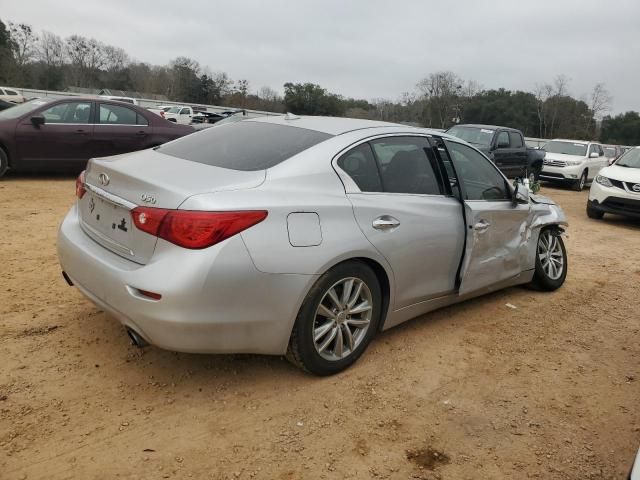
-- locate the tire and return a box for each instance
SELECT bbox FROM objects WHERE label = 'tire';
[572,170,587,191]
[530,228,568,291]
[287,261,382,376]
[586,203,604,219]
[0,147,8,178]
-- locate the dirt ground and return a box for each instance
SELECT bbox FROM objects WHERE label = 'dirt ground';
[1,175,639,480]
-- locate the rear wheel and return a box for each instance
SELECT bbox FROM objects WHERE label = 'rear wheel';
[586,203,604,219]
[530,228,567,291]
[287,261,381,376]
[0,147,8,178]
[572,170,587,191]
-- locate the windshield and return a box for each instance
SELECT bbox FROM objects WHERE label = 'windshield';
[158,121,332,171]
[446,126,494,147]
[167,107,181,113]
[615,148,640,168]
[543,141,587,156]
[0,98,53,120]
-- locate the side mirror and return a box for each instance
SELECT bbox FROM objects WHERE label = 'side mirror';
[30,115,45,128]
[589,152,600,158]
[513,179,530,205]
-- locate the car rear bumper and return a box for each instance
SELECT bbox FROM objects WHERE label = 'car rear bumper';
[57,204,315,355]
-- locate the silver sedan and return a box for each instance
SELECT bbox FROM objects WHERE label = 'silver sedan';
[57,116,568,375]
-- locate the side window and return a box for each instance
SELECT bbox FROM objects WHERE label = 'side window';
[99,104,138,125]
[496,131,510,148]
[597,145,604,156]
[136,113,149,126]
[444,140,511,201]
[588,144,596,156]
[180,108,191,115]
[6,89,18,96]
[509,132,523,148]
[41,102,92,124]
[337,143,382,193]
[370,137,443,195]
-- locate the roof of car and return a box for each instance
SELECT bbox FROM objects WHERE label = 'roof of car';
[248,115,417,136]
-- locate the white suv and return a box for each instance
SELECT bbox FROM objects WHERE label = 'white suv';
[587,146,640,220]
[540,139,608,191]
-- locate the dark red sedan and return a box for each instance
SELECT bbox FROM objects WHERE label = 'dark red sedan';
[0,97,194,177]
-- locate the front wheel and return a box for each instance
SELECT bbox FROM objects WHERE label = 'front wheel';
[530,228,567,291]
[287,261,382,376]
[572,171,587,191]
[586,203,604,219]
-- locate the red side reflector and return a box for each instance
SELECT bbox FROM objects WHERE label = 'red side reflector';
[76,170,86,199]
[131,208,268,250]
[137,289,162,300]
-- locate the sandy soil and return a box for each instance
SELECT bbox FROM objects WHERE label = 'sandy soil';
[1,175,639,480]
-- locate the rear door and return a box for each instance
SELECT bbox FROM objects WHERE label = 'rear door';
[92,103,152,157]
[14,100,94,170]
[337,135,465,309]
[440,140,531,295]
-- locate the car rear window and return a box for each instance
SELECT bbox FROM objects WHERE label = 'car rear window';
[158,121,333,171]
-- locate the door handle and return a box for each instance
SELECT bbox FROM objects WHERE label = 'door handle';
[136,131,148,136]
[372,216,400,230]
[473,219,491,233]
[75,129,88,134]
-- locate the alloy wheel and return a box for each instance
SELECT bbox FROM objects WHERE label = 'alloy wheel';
[538,230,565,280]
[313,277,373,361]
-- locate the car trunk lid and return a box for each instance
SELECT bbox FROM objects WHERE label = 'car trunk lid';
[78,149,265,264]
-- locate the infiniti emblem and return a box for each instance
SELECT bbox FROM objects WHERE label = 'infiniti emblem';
[98,173,110,186]
[632,183,640,193]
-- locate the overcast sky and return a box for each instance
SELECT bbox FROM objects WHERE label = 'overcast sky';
[3,0,640,113]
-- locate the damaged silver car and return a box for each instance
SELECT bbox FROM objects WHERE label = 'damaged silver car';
[57,116,568,375]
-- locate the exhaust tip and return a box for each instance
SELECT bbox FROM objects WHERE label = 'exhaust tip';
[126,328,149,348]
[62,271,74,286]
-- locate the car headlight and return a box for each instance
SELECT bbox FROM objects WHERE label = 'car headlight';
[595,175,612,187]
[565,160,583,166]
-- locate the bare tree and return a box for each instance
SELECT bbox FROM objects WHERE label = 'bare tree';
[416,71,464,128]
[103,45,129,72]
[583,83,612,138]
[37,31,65,67]
[8,22,36,67]
[548,74,570,138]
[534,83,553,138]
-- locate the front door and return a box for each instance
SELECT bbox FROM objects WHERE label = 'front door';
[14,100,94,170]
[440,140,531,295]
[337,136,465,309]
[92,103,152,158]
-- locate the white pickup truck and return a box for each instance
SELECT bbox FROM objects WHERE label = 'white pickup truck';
[163,106,195,124]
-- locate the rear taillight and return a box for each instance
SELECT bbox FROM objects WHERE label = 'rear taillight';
[76,170,86,199]
[131,207,267,249]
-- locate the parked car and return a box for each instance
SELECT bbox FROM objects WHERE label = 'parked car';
[525,137,548,149]
[539,139,608,190]
[0,97,194,177]
[190,111,225,124]
[587,146,640,220]
[602,144,624,165]
[445,124,545,182]
[57,116,568,375]
[0,86,26,104]
[163,105,195,124]
[147,105,173,118]
[99,95,139,105]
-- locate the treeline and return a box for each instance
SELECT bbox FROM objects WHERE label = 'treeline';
[0,18,638,144]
